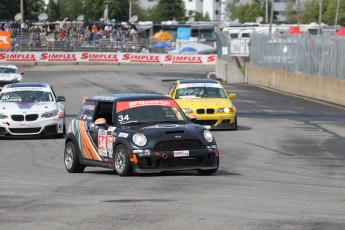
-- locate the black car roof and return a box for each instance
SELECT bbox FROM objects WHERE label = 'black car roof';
[88,93,171,102]
[5,82,50,88]
[179,79,219,84]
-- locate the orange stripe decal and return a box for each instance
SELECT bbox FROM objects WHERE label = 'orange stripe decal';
[79,121,96,160]
[128,149,138,163]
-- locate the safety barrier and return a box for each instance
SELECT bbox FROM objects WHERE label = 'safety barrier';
[0,52,216,65]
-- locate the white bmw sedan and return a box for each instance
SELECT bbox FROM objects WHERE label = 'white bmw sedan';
[0,65,24,88]
[0,82,66,137]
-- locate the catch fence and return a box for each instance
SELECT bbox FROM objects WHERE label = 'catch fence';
[249,34,345,79]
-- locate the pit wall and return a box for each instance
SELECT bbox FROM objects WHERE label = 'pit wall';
[215,58,246,84]
[248,65,345,107]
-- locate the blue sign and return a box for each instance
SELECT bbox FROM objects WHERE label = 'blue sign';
[177,27,191,40]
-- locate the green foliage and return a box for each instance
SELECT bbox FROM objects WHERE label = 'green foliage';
[0,0,18,20]
[285,0,297,23]
[148,0,186,22]
[46,0,61,21]
[300,0,322,24]
[323,0,345,26]
[230,0,263,23]
[24,0,46,20]
[187,11,210,21]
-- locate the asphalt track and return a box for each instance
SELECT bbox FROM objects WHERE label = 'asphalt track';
[0,64,345,230]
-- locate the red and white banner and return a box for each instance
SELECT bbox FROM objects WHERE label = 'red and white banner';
[0,52,216,65]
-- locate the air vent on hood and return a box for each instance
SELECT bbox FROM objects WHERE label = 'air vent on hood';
[165,130,185,135]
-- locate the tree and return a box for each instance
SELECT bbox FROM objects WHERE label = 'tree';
[24,0,46,21]
[300,0,321,24]
[323,0,345,26]
[148,0,186,22]
[46,0,61,21]
[285,0,297,23]
[229,0,263,23]
[0,0,18,20]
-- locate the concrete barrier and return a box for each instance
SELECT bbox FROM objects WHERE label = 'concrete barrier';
[215,58,245,84]
[248,65,345,107]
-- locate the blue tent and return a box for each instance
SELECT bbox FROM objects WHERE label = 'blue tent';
[153,42,171,49]
[179,47,197,53]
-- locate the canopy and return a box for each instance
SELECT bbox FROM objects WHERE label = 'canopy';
[152,42,171,49]
[168,42,215,54]
[153,31,174,41]
[336,28,345,36]
[286,26,302,35]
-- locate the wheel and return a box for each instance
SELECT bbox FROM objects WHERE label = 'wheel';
[232,116,238,130]
[57,118,66,138]
[64,141,85,173]
[114,144,133,176]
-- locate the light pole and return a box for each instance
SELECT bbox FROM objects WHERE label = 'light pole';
[20,0,24,30]
[318,0,323,35]
[335,0,340,34]
[265,0,268,23]
[129,0,132,21]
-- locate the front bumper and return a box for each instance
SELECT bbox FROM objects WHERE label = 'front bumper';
[0,118,64,136]
[192,113,237,129]
[130,147,219,174]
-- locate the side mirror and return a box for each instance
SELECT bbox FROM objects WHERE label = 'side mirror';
[228,93,236,100]
[20,70,25,75]
[56,96,66,102]
[95,118,107,126]
[187,113,197,123]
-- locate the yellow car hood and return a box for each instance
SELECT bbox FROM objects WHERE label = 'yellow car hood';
[176,98,234,109]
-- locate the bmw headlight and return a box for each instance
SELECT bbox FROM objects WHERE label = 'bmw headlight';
[132,133,147,146]
[0,114,8,119]
[204,130,213,143]
[182,108,193,114]
[219,108,231,113]
[42,110,58,118]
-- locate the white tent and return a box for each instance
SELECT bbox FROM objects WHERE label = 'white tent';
[168,41,215,54]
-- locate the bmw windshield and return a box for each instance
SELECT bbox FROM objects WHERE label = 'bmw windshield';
[0,90,54,103]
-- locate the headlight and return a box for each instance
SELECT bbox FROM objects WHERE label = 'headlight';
[204,130,213,143]
[41,110,58,118]
[132,133,147,146]
[219,108,233,113]
[0,114,8,119]
[182,108,193,113]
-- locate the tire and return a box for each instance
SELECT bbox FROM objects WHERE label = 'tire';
[232,116,238,130]
[114,144,133,176]
[57,119,66,138]
[64,141,85,173]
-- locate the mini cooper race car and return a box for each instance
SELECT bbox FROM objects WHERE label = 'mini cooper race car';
[0,83,66,137]
[166,79,237,130]
[0,65,24,89]
[64,94,219,176]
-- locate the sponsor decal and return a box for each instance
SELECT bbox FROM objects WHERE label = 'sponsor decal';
[206,55,216,63]
[40,53,77,62]
[0,31,11,49]
[173,150,189,157]
[164,55,202,64]
[107,126,116,132]
[106,134,113,157]
[122,53,160,63]
[118,132,129,138]
[177,83,222,89]
[81,53,119,62]
[0,53,36,62]
[116,100,180,112]
[133,150,143,153]
[98,129,108,156]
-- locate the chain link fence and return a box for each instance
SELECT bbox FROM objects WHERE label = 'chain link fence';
[250,34,345,80]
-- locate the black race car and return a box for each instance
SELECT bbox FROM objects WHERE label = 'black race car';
[64,94,219,176]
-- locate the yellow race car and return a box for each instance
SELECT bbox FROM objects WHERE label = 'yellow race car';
[166,79,237,130]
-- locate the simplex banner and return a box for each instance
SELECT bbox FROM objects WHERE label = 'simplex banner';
[0,52,216,65]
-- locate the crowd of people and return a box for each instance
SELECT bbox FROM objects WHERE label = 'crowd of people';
[0,20,146,52]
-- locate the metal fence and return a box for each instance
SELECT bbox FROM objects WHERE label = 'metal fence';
[250,34,345,79]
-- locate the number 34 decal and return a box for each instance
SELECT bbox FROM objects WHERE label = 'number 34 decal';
[118,114,129,122]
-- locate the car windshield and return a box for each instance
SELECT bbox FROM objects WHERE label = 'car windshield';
[176,86,227,99]
[0,67,18,74]
[117,105,187,126]
[0,91,54,103]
